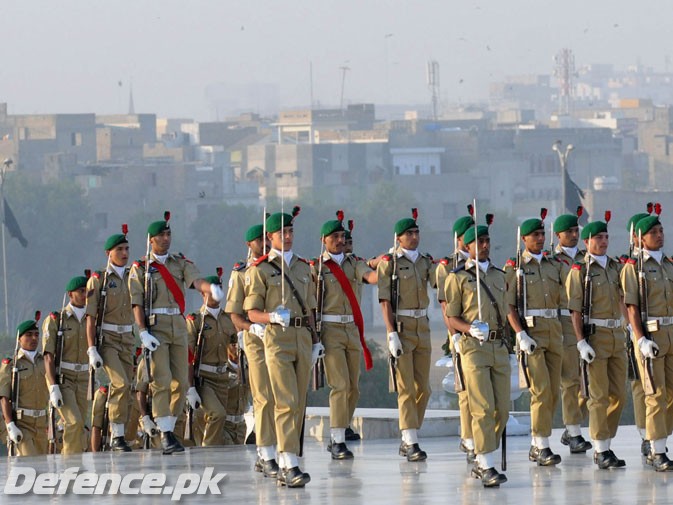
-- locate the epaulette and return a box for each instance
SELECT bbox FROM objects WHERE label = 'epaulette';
[618,254,629,264]
[422,252,433,261]
[177,252,194,264]
[542,250,550,257]
[571,262,582,271]
[186,313,197,321]
[133,258,146,268]
[493,266,505,273]
[92,270,101,279]
[308,258,317,267]
[2,357,11,365]
[297,257,309,264]
[450,265,466,274]
[381,254,392,262]
[627,258,637,265]
[557,257,569,266]
[252,254,269,267]
[505,257,516,267]
[50,311,59,320]
[98,385,108,394]
[232,261,246,272]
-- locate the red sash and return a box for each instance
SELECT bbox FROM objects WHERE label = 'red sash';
[323,259,373,371]
[151,261,186,314]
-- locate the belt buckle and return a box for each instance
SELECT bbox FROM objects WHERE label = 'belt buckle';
[116,325,124,332]
[340,315,349,323]
[294,317,303,327]
[544,309,554,318]
[488,330,497,341]
[216,365,226,374]
[413,309,422,318]
[607,320,617,329]
[74,364,84,372]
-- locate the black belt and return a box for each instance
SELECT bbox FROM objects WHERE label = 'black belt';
[272,316,311,328]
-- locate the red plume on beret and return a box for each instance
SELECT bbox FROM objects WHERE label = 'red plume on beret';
[540,208,548,221]
[336,209,344,222]
[411,208,418,220]
[486,213,494,226]
[84,269,91,279]
[164,210,171,222]
[121,223,128,235]
[467,204,474,217]
[576,206,584,218]
[34,310,41,322]
[647,202,654,214]
[292,206,301,218]
[604,210,612,223]
[216,266,223,279]
[655,203,662,216]
[348,219,354,232]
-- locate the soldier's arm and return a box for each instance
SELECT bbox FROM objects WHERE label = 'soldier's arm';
[377,257,396,332]
[230,313,250,332]
[225,270,250,331]
[445,273,470,333]
[42,317,58,386]
[85,275,101,348]
[1,397,12,425]
[621,263,644,337]
[244,266,271,324]
[507,305,525,333]
[566,267,585,343]
[129,263,149,328]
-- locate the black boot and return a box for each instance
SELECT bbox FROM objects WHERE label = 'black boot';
[254,457,279,477]
[480,467,508,487]
[330,442,354,460]
[594,450,626,469]
[641,439,650,457]
[110,436,132,452]
[528,445,539,462]
[278,467,310,487]
[161,431,184,455]
[560,429,592,453]
[345,427,361,441]
[652,453,673,472]
[537,447,562,466]
[399,442,427,462]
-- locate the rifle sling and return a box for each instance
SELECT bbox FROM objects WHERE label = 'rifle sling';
[267,261,310,319]
[464,267,505,331]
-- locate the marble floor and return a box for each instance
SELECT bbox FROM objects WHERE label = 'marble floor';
[0,426,669,504]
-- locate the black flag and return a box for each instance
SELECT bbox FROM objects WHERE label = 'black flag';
[3,198,27,247]
[565,171,587,223]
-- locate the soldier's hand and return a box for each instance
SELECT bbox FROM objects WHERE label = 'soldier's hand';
[49,384,63,408]
[249,323,266,339]
[187,386,201,409]
[140,330,160,351]
[311,342,325,368]
[516,331,536,355]
[451,333,462,354]
[210,283,224,302]
[387,331,403,357]
[7,421,23,444]
[638,336,659,359]
[469,321,488,343]
[87,346,104,368]
[577,339,596,363]
[269,309,290,328]
[141,415,159,437]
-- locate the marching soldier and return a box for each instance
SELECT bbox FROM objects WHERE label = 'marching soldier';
[314,213,377,460]
[0,316,49,456]
[223,340,249,445]
[129,213,224,454]
[377,210,437,461]
[85,228,135,451]
[567,218,627,468]
[446,222,509,487]
[436,214,475,462]
[187,272,240,447]
[225,224,279,475]
[43,276,90,455]
[243,209,323,488]
[621,213,673,471]
[552,213,591,453]
[505,215,567,466]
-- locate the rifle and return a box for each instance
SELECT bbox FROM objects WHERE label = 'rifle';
[48,293,68,454]
[389,229,400,394]
[625,220,639,381]
[89,253,114,401]
[143,215,164,383]
[100,386,111,451]
[186,308,209,443]
[579,246,596,399]
[515,225,532,389]
[452,227,466,394]
[312,229,328,391]
[637,229,657,396]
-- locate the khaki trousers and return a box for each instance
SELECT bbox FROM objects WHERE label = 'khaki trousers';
[528,319,563,438]
[560,329,588,426]
[396,316,432,431]
[101,337,134,425]
[323,321,361,428]
[244,329,276,448]
[198,375,230,446]
[149,314,188,419]
[14,416,48,456]
[449,337,473,440]
[58,370,89,454]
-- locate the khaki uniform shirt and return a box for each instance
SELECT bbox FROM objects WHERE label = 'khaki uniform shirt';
[0,349,48,410]
[243,251,317,317]
[187,307,238,369]
[377,248,437,309]
[42,304,88,366]
[436,250,469,303]
[445,260,508,328]
[224,262,248,316]
[621,253,673,317]
[85,266,134,344]
[313,251,373,314]
[504,250,567,310]
[567,255,623,320]
[554,246,585,335]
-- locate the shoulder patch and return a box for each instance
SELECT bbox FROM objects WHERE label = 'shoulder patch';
[627,258,637,265]
[382,254,392,262]
[2,357,11,365]
[186,313,197,321]
[439,257,450,266]
[92,271,101,279]
[505,258,516,267]
[252,254,269,267]
[571,262,582,271]
[233,261,246,272]
[135,347,143,358]
[50,311,59,320]
[98,385,108,394]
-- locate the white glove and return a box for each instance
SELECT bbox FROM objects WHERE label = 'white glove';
[187,386,201,409]
[451,333,462,354]
[87,346,104,368]
[269,310,289,328]
[6,421,22,444]
[469,322,487,343]
[49,384,63,409]
[237,330,245,352]
[210,283,224,302]
[638,336,659,360]
[387,331,403,357]
[577,339,596,363]
[311,342,325,368]
[516,331,537,355]
[249,323,266,339]
[141,415,159,437]
[140,330,160,351]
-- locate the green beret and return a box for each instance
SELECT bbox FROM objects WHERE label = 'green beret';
[635,215,661,236]
[553,214,579,233]
[265,213,293,234]
[520,218,544,236]
[580,221,608,240]
[627,213,650,232]
[320,220,345,237]
[16,320,38,337]
[394,218,418,236]
[463,225,489,245]
[203,275,221,285]
[104,233,128,251]
[452,216,474,238]
[245,224,264,242]
[65,276,88,292]
[147,220,170,237]
[345,230,352,240]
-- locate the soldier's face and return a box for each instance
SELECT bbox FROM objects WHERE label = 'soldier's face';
[344,239,353,254]
[469,236,490,261]
[643,224,664,251]
[202,290,220,309]
[19,330,39,351]
[269,226,293,251]
[107,243,130,267]
[151,230,172,254]
[584,232,609,255]
[397,228,420,250]
[456,236,467,252]
[324,231,345,255]
[556,226,579,248]
[69,287,87,308]
[523,230,545,254]
[248,237,267,258]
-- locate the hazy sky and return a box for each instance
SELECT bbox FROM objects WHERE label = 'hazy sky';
[1,0,669,119]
